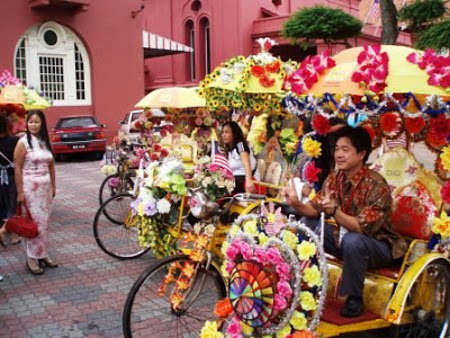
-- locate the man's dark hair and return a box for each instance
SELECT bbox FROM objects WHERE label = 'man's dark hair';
[333,125,372,163]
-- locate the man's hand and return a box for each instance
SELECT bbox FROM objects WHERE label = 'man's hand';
[319,196,338,216]
[281,185,300,208]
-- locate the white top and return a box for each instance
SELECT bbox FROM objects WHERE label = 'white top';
[228,141,258,178]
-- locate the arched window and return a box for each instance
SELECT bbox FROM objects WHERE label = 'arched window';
[185,20,196,81]
[199,17,211,79]
[13,21,91,106]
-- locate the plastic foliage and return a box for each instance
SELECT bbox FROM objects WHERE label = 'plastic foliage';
[131,158,187,258]
[279,128,299,163]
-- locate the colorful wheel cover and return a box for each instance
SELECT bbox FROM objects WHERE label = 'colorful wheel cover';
[228,261,276,327]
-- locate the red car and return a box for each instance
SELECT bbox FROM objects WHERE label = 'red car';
[50,115,106,160]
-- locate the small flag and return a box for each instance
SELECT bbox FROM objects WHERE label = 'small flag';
[211,139,233,178]
[367,0,380,25]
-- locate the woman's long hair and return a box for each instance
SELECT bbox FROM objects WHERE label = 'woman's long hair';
[222,121,248,153]
[26,110,53,153]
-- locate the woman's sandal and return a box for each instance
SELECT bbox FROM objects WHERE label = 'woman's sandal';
[26,260,44,275]
[39,258,58,268]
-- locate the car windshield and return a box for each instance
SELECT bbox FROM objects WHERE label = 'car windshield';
[130,112,142,123]
[57,117,97,128]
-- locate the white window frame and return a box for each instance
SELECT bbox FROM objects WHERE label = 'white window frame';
[13,21,91,106]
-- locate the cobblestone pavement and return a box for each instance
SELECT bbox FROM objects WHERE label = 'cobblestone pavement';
[0,158,155,338]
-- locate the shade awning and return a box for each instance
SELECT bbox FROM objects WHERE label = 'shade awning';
[142,31,193,58]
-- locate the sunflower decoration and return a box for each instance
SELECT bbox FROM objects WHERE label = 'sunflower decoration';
[199,38,297,114]
[200,212,326,337]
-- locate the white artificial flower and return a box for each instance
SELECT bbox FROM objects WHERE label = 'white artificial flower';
[139,187,155,203]
[156,198,171,214]
[203,176,213,186]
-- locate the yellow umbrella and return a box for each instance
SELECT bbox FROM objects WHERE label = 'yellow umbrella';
[306,45,448,97]
[135,86,205,109]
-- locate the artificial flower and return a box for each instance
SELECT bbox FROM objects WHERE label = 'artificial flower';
[441,181,450,205]
[221,241,230,257]
[405,116,426,134]
[181,262,195,278]
[276,324,292,338]
[297,241,317,261]
[227,317,243,336]
[243,219,259,236]
[379,112,399,133]
[278,280,293,298]
[226,242,240,260]
[440,146,450,171]
[143,202,157,217]
[200,321,224,338]
[156,198,171,214]
[229,225,241,237]
[240,241,254,260]
[137,202,145,217]
[100,164,117,176]
[290,311,307,331]
[302,138,322,158]
[276,262,291,282]
[303,161,322,184]
[258,232,269,245]
[428,115,450,145]
[274,294,288,311]
[303,265,322,287]
[282,230,299,249]
[254,248,268,264]
[300,291,317,311]
[431,211,450,238]
[214,298,233,318]
[266,247,283,265]
[312,114,331,135]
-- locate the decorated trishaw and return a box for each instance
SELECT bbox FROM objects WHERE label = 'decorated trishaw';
[118,42,449,338]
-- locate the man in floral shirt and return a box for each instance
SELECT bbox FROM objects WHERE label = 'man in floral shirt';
[283,126,407,317]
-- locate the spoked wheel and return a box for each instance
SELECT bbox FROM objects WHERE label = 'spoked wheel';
[93,193,149,259]
[99,174,134,206]
[123,255,226,338]
[394,259,450,338]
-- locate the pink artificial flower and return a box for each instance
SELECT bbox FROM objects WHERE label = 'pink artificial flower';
[240,242,253,261]
[227,317,243,336]
[225,260,235,274]
[276,263,291,281]
[441,181,450,205]
[266,247,283,265]
[274,294,288,311]
[226,243,240,260]
[207,164,220,172]
[254,248,268,264]
[277,281,293,299]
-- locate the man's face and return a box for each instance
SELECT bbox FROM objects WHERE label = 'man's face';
[334,136,365,172]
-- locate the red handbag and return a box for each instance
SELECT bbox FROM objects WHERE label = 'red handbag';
[5,204,39,239]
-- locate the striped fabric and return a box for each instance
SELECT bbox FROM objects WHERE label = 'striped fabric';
[211,140,233,177]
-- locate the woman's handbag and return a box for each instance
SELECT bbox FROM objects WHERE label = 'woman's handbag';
[5,204,39,239]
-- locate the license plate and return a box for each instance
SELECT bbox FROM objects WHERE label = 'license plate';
[72,144,86,149]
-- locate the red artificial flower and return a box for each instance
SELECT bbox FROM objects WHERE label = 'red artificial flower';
[152,143,161,152]
[259,74,276,88]
[160,129,167,137]
[265,61,281,73]
[428,115,450,144]
[379,112,399,133]
[214,298,233,318]
[304,161,322,184]
[441,181,450,205]
[251,65,266,77]
[405,116,426,134]
[264,39,273,51]
[150,153,160,161]
[311,114,331,135]
[160,148,169,158]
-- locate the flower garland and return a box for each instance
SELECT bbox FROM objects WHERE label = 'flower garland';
[283,50,336,95]
[131,158,187,258]
[406,49,450,91]
[200,212,327,337]
[351,45,389,94]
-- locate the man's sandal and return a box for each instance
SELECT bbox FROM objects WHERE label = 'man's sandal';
[26,260,44,275]
[39,258,58,268]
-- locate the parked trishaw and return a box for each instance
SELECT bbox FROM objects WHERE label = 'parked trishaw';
[119,43,449,338]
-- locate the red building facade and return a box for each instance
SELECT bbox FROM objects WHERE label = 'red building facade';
[0,0,411,140]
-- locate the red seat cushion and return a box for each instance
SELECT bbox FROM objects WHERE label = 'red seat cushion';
[321,299,380,325]
[326,254,400,279]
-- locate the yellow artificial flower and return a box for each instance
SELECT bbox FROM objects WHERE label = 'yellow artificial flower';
[308,189,316,201]
[220,263,229,278]
[137,203,145,217]
[303,138,322,158]
[297,241,317,261]
[221,241,230,257]
[241,322,253,336]
[229,225,241,237]
[300,291,317,311]
[282,230,299,249]
[276,324,292,338]
[303,265,322,287]
[243,219,259,236]
[440,146,450,171]
[254,103,262,112]
[258,232,269,245]
[200,321,224,338]
[290,310,307,331]
[431,211,450,238]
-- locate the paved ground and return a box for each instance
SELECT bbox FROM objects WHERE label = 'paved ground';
[0,157,155,338]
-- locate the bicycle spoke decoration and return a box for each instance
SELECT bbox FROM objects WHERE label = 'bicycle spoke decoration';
[201,212,327,337]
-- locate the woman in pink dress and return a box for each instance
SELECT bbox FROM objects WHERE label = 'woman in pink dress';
[14,110,56,275]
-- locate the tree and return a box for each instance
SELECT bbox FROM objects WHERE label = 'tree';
[398,0,450,50]
[380,0,399,44]
[281,6,363,49]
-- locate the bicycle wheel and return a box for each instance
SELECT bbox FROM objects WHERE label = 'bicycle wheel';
[123,254,226,338]
[93,193,149,259]
[99,174,134,205]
